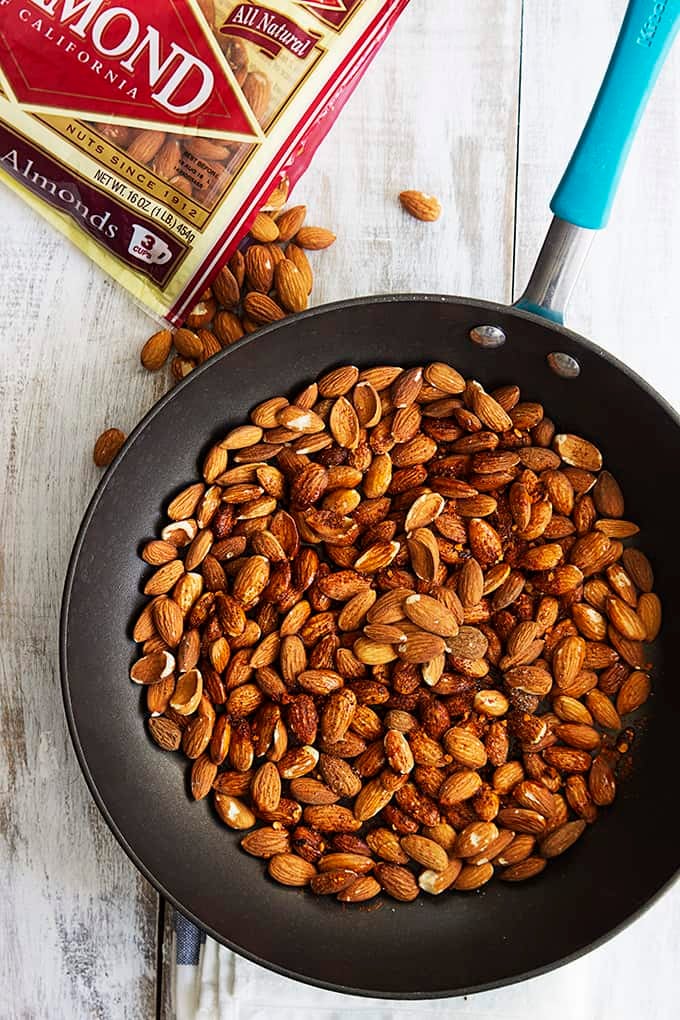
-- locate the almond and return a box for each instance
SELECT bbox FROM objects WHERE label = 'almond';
[403,593,458,637]
[243,70,271,122]
[398,190,441,222]
[251,762,282,813]
[468,518,502,567]
[407,527,440,582]
[241,827,291,858]
[243,292,285,324]
[130,650,175,685]
[443,728,487,768]
[375,863,419,901]
[553,434,603,471]
[148,716,181,751]
[152,597,184,648]
[329,396,360,449]
[384,730,414,774]
[637,592,661,641]
[275,259,308,313]
[336,875,381,902]
[245,244,274,292]
[249,211,279,243]
[418,858,462,895]
[93,428,125,467]
[295,226,336,250]
[400,834,448,872]
[605,596,646,641]
[276,205,307,241]
[286,242,314,293]
[616,670,651,715]
[589,754,616,806]
[439,770,482,805]
[268,853,316,886]
[169,668,202,715]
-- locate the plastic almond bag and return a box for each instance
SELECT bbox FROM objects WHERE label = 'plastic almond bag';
[0,0,409,324]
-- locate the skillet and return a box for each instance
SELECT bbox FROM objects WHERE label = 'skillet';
[61,0,680,998]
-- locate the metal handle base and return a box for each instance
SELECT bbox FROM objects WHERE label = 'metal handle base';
[514,217,595,324]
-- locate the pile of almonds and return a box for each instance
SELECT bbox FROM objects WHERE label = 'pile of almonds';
[130,361,660,903]
[141,205,335,383]
[92,202,335,467]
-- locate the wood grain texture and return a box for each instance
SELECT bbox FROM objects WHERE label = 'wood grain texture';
[0,204,163,1018]
[300,0,522,306]
[516,0,680,410]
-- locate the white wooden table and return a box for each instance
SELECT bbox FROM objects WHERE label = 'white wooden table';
[2,3,679,1016]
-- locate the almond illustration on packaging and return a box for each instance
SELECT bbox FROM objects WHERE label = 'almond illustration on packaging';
[0,0,408,321]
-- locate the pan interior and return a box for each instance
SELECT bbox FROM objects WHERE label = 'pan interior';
[62,297,680,998]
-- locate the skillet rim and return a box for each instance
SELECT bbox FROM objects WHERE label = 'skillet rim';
[59,293,680,999]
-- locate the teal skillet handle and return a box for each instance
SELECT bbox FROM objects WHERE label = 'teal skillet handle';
[516,0,680,324]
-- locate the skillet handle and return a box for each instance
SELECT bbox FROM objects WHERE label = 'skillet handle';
[515,0,680,324]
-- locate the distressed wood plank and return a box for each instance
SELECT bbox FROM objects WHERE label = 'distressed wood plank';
[0,194,162,1019]
[301,0,523,306]
[515,0,680,409]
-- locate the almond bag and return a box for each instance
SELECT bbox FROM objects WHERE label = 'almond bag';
[0,0,409,323]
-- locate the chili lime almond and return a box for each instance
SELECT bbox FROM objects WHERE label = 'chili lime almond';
[129,360,659,904]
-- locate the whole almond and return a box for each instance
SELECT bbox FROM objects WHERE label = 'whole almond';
[241,827,291,858]
[286,243,313,293]
[295,226,336,250]
[589,754,616,806]
[400,834,448,872]
[443,728,487,768]
[245,245,274,292]
[553,434,603,471]
[384,730,415,774]
[337,875,381,902]
[249,211,279,243]
[439,770,483,805]
[148,716,181,751]
[375,863,419,901]
[141,330,172,371]
[93,428,125,467]
[212,266,241,308]
[637,592,661,642]
[182,715,212,759]
[403,593,459,637]
[418,858,463,895]
[251,762,282,813]
[616,670,651,715]
[499,857,546,882]
[268,853,316,886]
[276,259,308,313]
[399,190,441,222]
[303,805,362,833]
[243,292,285,324]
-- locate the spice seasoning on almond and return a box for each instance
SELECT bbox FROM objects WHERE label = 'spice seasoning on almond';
[93,428,126,467]
[129,361,659,904]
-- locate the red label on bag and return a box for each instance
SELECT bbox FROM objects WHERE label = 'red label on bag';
[0,0,261,140]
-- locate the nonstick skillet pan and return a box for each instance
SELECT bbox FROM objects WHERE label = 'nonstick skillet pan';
[61,0,680,999]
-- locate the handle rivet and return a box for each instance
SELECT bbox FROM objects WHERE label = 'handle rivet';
[547,352,581,378]
[469,325,506,348]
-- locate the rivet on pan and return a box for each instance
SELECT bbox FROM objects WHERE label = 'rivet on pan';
[469,325,506,348]
[547,352,581,378]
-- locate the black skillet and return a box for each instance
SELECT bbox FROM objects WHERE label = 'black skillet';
[61,0,680,999]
